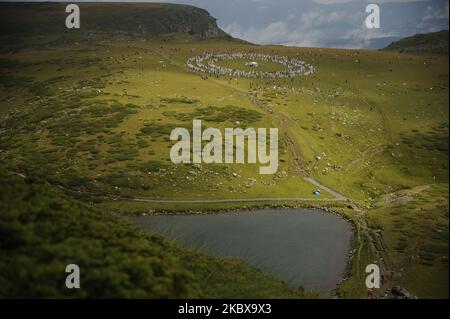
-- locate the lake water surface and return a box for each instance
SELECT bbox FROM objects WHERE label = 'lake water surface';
[132,208,352,294]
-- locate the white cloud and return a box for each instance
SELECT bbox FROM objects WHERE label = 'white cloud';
[223,0,448,49]
[423,3,449,21]
[224,9,376,48]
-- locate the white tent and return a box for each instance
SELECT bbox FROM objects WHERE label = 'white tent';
[245,61,259,68]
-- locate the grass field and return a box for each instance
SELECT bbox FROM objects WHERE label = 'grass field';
[216,59,287,72]
[0,3,448,299]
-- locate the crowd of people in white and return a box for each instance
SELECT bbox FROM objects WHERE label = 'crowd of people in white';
[186,52,315,79]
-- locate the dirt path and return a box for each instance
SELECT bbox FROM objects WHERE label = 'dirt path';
[381,184,431,206]
[132,196,345,204]
[130,175,348,204]
[303,177,347,200]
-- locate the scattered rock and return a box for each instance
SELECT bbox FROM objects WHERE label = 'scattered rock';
[389,286,417,299]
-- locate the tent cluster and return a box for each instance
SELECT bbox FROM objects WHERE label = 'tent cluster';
[186,52,315,79]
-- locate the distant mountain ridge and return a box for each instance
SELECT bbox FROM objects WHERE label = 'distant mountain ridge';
[0,2,232,40]
[383,30,449,54]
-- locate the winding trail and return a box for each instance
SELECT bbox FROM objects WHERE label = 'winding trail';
[131,176,348,204]
[304,177,347,201]
[133,185,346,204]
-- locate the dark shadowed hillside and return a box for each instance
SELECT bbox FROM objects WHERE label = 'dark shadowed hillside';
[383,30,449,54]
[0,2,232,39]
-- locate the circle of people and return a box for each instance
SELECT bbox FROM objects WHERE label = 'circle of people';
[186,52,315,79]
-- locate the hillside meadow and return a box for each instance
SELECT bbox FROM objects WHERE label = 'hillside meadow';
[0,3,448,298]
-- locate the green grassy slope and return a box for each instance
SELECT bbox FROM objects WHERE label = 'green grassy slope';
[0,3,448,298]
[383,30,449,54]
[0,41,324,202]
[0,167,314,298]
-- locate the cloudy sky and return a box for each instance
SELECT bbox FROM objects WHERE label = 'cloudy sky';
[3,0,449,48]
[161,0,449,48]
